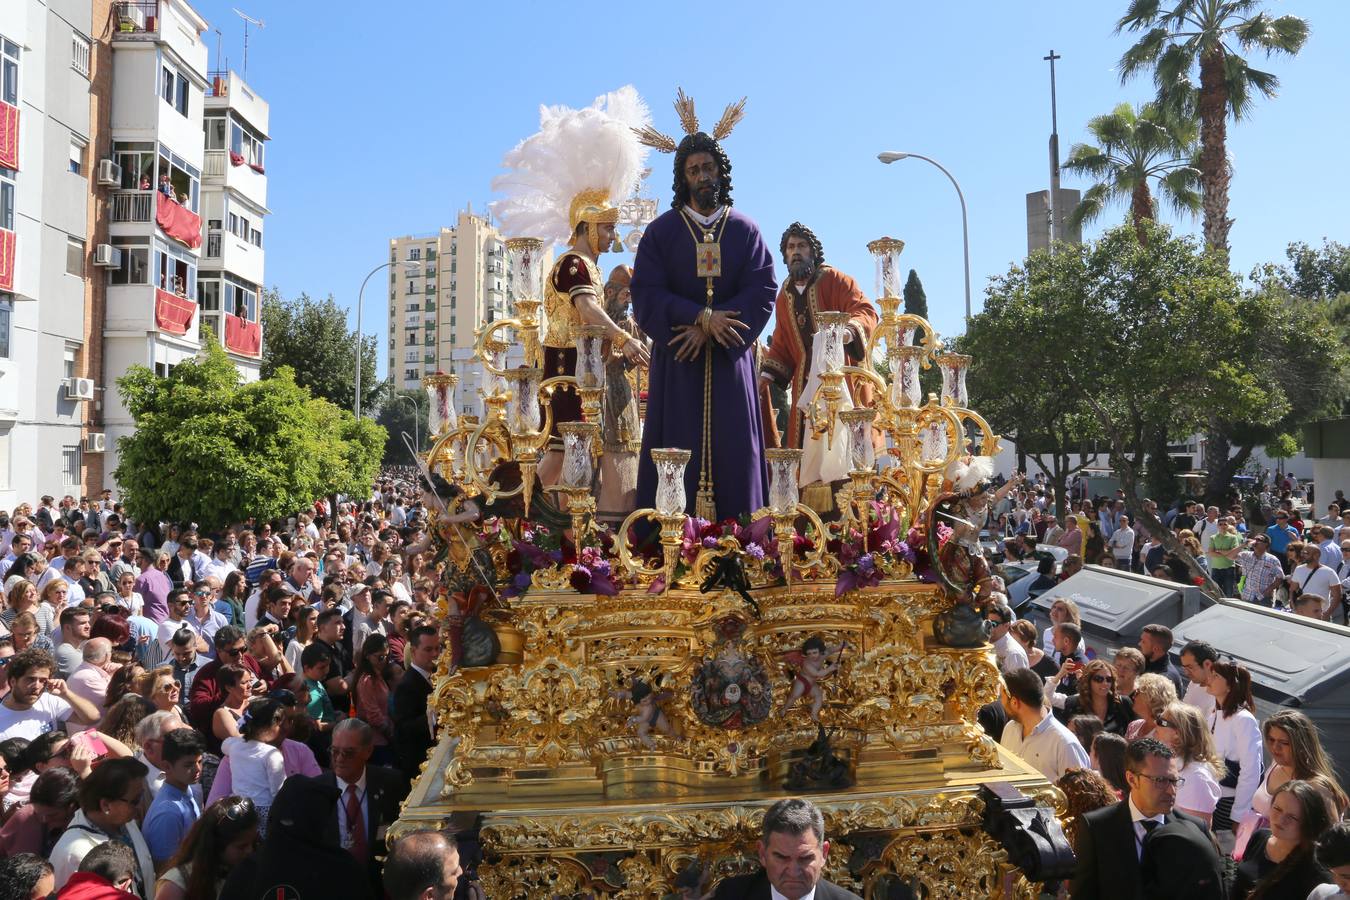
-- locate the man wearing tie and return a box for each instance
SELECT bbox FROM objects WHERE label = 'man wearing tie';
[391,624,441,782]
[1070,738,1224,899]
[321,718,408,893]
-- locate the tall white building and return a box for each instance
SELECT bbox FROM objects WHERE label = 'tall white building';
[0,0,98,507]
[101,0,267,481]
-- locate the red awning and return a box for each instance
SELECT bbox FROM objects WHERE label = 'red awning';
[224,315,261,356]
[155,288,196,335]
[0,101,17,170]
[155,195,202,249]
[0,228,13,291]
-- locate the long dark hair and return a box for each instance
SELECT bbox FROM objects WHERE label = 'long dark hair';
[354,632,389,687]
[164,795,259,898]
[1250,780,1335,900]
[1210,660,1255,718]
[672,132,733,209]
[222,570,248,601]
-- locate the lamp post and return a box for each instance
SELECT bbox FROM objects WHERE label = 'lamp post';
[389,389,421,454]
[354,259,419,420]
[877,151,972,323]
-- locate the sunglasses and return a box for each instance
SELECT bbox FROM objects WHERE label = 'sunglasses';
[1090,675,1113,684]
[221,796,256,821]
[219,645,245,657]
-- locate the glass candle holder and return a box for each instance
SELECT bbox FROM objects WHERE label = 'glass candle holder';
[765,448,803,515]
[920,418,950,464]
[574,325,607,391]
[936,353,971,407]
[815,311,850,375]
[482,343,508,400]
[651,448,692,517]
[506,237,545,301]
[840,408,877,471]
[867,237,906,300]
[503,367,542,435]
[888,345,924,409]
[558,422,596,489]
[422,371,458,437]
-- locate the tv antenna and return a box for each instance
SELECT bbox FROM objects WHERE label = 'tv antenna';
[232,8,264,77]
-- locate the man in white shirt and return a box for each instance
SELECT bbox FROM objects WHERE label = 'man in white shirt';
[999,668,1089,782]
[199,541,238,585]
[1196,506,1222,550]
[157,589,209,654]
[0,647,102,803]
[986,603,1028,674]
[1288,542,1342,620]
[1177,640,1217,716]
[323,718,406,888]
[1108,515,1136,570]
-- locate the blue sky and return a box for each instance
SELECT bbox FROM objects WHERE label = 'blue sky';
[190,0,1349,379]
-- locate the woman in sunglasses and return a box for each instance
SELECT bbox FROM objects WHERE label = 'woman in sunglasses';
[1154,701,1224,827]
[1059,658,1137,736]
[155,795,260,900]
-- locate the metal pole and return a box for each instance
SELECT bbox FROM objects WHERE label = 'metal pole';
[392,392,420,453]
[1044,50,1063,252]
[355,261,396,420]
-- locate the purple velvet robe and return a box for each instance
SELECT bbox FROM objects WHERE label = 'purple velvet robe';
[632,207,778,521]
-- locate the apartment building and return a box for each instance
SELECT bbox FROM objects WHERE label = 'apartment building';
[0,0,98,507]
[388,207,552,416]
[100,0,267,482]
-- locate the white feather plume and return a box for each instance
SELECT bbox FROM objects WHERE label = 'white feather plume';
[946,455,995,494]
[490,86,652,247]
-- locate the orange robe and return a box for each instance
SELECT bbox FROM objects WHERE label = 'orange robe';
[762,266,879,450]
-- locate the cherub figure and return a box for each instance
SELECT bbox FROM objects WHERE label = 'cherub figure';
[779,636,848,722]
[612,678,679,750]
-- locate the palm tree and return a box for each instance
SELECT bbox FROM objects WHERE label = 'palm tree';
[1117,0,1310,255]
[1063,101,1201,244]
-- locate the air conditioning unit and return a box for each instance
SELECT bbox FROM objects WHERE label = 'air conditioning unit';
[96,159,122,187]
[93,244,122,268]
[84,433,106,453]
[65,377,96,401]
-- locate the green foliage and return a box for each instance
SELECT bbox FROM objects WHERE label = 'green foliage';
[375,389,431,466]
[113,343,386,531]
[902,269,929,320]
[1253,239,1350,302]
[1063,101,1200,232]
[260,287,384,412]
[1265,432,1300,461]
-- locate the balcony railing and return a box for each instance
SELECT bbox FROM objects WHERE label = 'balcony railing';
[114,1,159,36]
[208,70,229,98]
[203,150,226,178]
[205,230,222,258]
[110,190,153,223]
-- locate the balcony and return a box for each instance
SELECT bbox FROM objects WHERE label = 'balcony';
[110,190,153,223]
[202,149,268,207]
[114,1,159,37]
[206,230,222,258]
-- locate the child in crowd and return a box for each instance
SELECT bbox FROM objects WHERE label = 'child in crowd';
[219,698,286,837]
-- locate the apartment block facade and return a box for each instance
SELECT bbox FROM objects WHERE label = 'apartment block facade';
[388,208,551,416]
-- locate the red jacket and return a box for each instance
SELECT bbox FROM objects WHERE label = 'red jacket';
[57,873,138,900]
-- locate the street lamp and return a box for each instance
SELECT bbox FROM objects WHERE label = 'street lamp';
[355,259,420,420]
[877,151,972,323]
[389,390,421,454]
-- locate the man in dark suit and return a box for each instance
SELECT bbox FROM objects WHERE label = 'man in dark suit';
[712,797,862,900]
[391,624,441,782]
[320,718,409,893]
[1070,737,1224,900]
[167,536,198,590]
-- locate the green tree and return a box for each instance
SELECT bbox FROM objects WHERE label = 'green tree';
[961,246,1106,519]
[1063,101,1201,244]
[114,343,385,531]
[972,221,1276,593]
[375,388,430,465]
[902,269,929,320]
[1265,432,1300,475]
[1118,0,1310,254]
[260,288,383,413]
[1257,239,1350,302]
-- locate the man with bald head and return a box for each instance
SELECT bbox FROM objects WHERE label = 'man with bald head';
[66,638,115,711]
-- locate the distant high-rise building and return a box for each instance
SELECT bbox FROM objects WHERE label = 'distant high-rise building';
[1026,188,1082,255]
[387,209,553,416]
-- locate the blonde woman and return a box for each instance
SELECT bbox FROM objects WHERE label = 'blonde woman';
[1124,673,1176,742]
[1249,709,1348,825]
[136,666,188,725]
[1042,597,1081,657]
[1155,701,1224,826]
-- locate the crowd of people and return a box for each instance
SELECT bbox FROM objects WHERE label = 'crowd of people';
[0,480,477,899]
[989,473,1349,622]
[986,606,1350,898]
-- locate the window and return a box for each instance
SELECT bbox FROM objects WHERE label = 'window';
[113,141,155,190]
[228,119,264,168]
[108,239,149,285]
[69,141,85,176]
[63,348,76,382]
[0,294,11,359]
[197,279,220,310]
[1,38,18,106]
[71,34,91,78]
[157,145,200,211]
[154,238,196,297]
[404,369,419,381]
[161,65,189,116]
[66,239,85,277]
[408,248,421,261]
[0,170,13,230]
[223,273,258,320]
[204,116,226,150]
[61,446,80,488]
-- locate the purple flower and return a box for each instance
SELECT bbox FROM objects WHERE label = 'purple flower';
[512,572,532,590]
[702,536,718,549]
[591,558,612,576]
[745,543,765,560]
[857,553,876,575]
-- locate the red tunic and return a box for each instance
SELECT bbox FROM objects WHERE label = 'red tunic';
[542,252,600,443]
